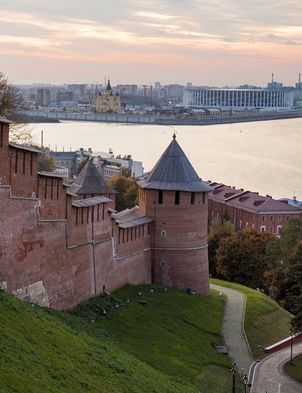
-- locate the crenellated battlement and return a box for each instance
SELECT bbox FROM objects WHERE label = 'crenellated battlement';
[0,117,210,309]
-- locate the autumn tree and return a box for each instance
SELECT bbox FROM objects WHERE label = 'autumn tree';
[267,220,302,333]
[37,152,56,172]
[208,219,235,277]
[107,175,138,211]
[279,219,302,259]
[269,220,302,302]
[216,229,274,289]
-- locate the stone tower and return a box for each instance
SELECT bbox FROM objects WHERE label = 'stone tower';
[138,134,212,295]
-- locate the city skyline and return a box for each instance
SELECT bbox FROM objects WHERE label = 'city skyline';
[1,0,302,86]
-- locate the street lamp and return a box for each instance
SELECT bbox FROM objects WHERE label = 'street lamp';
[231,362,237,393]
[290,328,294,365]
[242,374,248,393]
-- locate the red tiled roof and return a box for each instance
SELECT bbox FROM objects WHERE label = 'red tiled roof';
[208,183,242,202]
[209,183,302,214]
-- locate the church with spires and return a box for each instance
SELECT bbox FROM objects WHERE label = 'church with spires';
[0,117,211,309]
[96,79,121,113]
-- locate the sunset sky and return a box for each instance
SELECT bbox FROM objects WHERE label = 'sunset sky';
[1,0,302,86]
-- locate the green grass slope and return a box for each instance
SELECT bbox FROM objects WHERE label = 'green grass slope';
[284,355,302,383]
[0,285,237,393]
[211,279,292,359]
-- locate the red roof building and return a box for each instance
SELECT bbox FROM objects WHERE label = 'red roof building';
[208,182,302,235]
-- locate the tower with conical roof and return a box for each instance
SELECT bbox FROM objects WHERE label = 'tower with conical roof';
[68,158,114,197]
[138,135,212,294]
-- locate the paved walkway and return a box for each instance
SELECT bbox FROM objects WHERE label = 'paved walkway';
[211,284,253,374]
[251,342,302,393]
[211,283,302,392]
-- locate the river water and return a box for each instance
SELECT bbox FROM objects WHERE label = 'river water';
[29,118,302,200]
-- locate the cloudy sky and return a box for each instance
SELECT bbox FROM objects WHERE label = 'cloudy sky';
[1,0,302,86]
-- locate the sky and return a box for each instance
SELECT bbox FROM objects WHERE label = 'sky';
[1,0,302,86]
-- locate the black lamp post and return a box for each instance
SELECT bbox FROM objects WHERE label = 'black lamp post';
[290,328,294,365]
[242,374,248,393]
[231,362,237,393]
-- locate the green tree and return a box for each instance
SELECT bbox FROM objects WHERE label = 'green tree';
[269,220,302,305]
[281,241,302,333]
[208,219,235,277]
[267,220,302,333]
[216,229,273,289]
[108,175,138,211]
[0,72,24,121]
[124,184,139,209]
[37,152,56,172]
[279,219,302,260]
[121,167,131,177]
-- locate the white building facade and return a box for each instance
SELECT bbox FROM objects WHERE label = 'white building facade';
[183,87,294,110]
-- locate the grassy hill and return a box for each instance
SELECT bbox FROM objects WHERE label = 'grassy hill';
[211,279,293,359]
[0,285,239,393]
[284,355,302,383]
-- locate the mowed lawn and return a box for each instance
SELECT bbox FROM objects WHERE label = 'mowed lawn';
[0,285,240,393]
[284,354,302,383]
[73,285,239,393]
[211,279,292,359]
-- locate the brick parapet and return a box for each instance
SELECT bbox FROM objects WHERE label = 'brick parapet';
[0,119,209,308]
[0,122,10,185]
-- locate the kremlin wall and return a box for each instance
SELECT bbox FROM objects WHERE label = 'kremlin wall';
[0,117,211,309]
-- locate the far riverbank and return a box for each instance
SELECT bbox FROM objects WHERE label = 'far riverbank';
[24,109,302,126]
[29,118,302,201]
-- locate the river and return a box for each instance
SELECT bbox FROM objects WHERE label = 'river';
[29,118,302,200]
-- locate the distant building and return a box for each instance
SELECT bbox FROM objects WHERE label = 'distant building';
[183,87,294,110]
[165,84,184,103]
[278,196,302,209]
[53,166,69,180]
[93,151,143,178]
[56,91,74,107]
[36,88,51,107]
[208,183,302,235]
[294,73,302,107]
[93,158,122,181]
[108,156,143,178]
[266,73,283,90]
[96,80,121,113]
[49,149,90,179]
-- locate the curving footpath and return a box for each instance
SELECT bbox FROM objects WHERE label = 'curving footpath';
[210,284,253,374]
[251,342,302,393]
[211,283,302,392]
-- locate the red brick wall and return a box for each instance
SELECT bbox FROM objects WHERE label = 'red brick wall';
[9,148,38,197]
[139,188,210,295]
[114,223,151,257]
[37,174,67,219]
[0,186,152,309]
[153,248,209,294]
[0,122,10,185]
[0,120,208,307]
